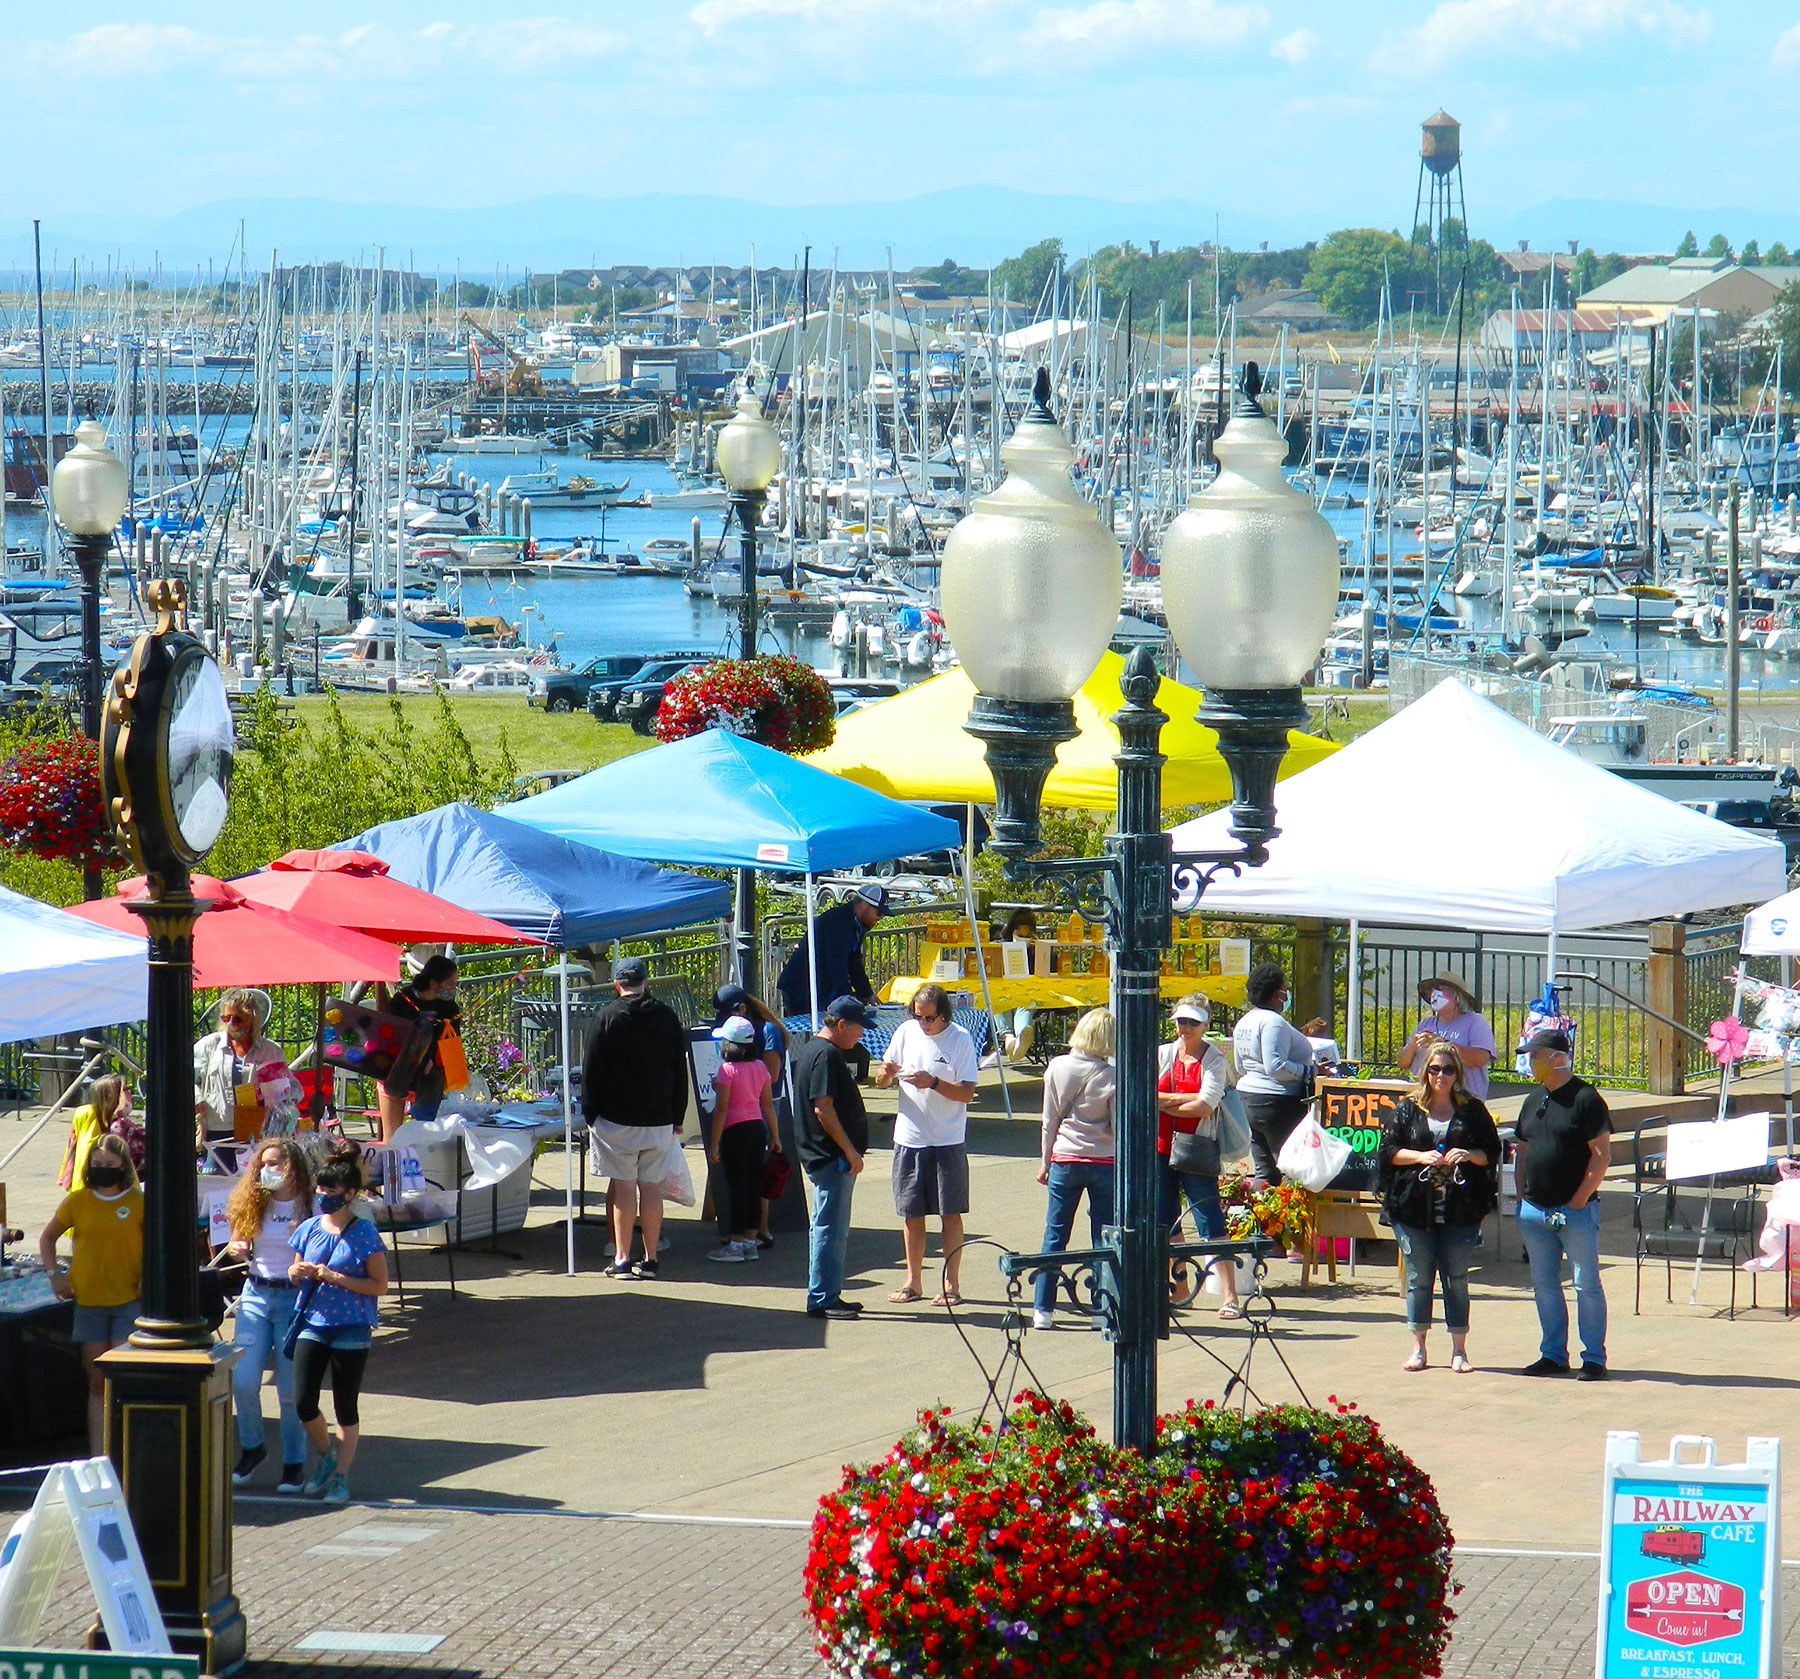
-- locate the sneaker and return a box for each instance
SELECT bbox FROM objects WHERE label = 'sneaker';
[708,1242,749,1263]
[807,1302,861,1319]
[321,1472,350,1506]
[231,1445,266,1486]
[1521,1357,1570,1378]
[301,1448,338,1498]
[825,1296,863,1313]
[1032,1310,1054,1331]
[1578,1361,1609,1382]
[275,1462,307,1495]
[737,1240,761,1262]
[629,1257,661,1280]
[603,1261,635,1279]
[658,1232,673,1253]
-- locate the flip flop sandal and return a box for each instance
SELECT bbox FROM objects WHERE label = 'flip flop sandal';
[888,1287,924,1303]
[932,1291,963,1307]
[1451,1354,1474,1374]
[1402,1351,1428,1372]
[1216,1303,1245,1320]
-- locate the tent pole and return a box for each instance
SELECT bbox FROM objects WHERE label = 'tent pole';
[1784,955,1794,1154]
[959,803,1012,1121]
[1346,919,1361,1065]
[561,954,575,1277]
[806,873,821,1030]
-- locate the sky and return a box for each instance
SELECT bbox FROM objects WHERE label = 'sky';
[0,0,1797,255]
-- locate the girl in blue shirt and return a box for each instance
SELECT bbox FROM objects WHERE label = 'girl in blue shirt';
[288,1142,388,1505]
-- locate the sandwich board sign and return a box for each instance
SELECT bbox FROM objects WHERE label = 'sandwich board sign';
[1599,1432,1780,1679]
[0,1459,170,1660]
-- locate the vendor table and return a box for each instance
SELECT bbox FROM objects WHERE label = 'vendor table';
[0,1266,85,1452]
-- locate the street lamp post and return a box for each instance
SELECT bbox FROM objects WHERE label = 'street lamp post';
[715,387,783,996]
[50,418,130,901]
[939,365,1338,1451]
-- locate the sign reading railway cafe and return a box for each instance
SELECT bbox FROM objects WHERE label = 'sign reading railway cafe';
[1599,1433,1780,1678]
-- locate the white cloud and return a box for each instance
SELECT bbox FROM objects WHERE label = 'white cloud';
[1270,26,1317,62]
[1029,0,1267,51]
[1776,21,1800,71]
[28,19,620,83]
[1375,0,1711,72]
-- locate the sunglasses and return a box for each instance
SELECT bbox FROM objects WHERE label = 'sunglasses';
[221,1013,253,1025]
[1427,1064,1458,1077]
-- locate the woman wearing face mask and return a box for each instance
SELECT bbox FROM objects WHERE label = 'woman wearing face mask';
[1396,974,1497,1100]
[38,1135,143,1452]
[1231,962,1317,1194]
[712,984,788,1249]
[378,955,463,1143]
[193,989,298,1149]
[288,1142,388,1505]
[221,1138,316,1493]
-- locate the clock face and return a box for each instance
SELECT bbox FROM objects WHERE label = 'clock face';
[165,650,234,856]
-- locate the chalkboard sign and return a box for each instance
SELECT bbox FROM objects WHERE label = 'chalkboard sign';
[1314,1079,1408,1192]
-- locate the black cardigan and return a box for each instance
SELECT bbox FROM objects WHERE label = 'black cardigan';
[1378,1096,1501,1228]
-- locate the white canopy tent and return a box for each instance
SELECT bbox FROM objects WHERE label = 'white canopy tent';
[0,882,147,1044]
[1743,890,1800,956]
[1170,678,1789,1057]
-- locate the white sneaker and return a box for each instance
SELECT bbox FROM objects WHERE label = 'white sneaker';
[708,1242,749,1263]
[1032,1309,1054,1331]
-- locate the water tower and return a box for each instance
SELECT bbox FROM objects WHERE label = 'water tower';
[1407,109,1467,314]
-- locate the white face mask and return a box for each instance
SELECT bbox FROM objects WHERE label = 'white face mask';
[1428,989,1450,1012]
[259,1166,286,1191]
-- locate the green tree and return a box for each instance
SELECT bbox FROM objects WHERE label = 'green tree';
[1571,247,1599,296]
[1772,282,1800,394]
[1768,242,1792,267]
[1305,228,1408,327]
[1740,239,1762,267]
[1674,230,1699,258]
[1704,232,1733,259]
[992,238,1064,309]
[915,257,988,295]
[1595,252,1629,285]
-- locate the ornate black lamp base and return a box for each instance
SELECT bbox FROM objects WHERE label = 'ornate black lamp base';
[1198,685,1311,864]
[963,693,1079,858]
[100,1341,246,1675]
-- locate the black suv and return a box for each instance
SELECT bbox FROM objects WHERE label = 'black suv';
[586,652,716,722]
[530,649,711,714]
[614,658,713,734]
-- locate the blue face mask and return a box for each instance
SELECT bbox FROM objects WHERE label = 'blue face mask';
[317,1192,348,1213]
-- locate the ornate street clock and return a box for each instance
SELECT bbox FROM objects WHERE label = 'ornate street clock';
[100,579,235,879]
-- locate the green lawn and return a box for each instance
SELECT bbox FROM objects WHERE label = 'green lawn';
[286,693,653,775]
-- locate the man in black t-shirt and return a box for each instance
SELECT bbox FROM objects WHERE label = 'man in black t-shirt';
[1514,1028,1612,1380]
[791,997,872,1320]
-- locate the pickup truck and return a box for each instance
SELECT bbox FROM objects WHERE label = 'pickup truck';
[585,652,715,722]
[529,650,711,714]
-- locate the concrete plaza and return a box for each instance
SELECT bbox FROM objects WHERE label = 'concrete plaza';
[8,1065,1800,1674]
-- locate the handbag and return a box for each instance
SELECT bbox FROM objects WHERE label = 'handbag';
[1169,1127,1221,1177]
[1216,1088,1253,1163]
[760,1148,792,1200]
[437,1022,470,1093]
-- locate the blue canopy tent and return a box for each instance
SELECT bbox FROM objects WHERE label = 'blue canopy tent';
[339,802,732,1275]
[339,802,732,946]
[497,730,964,1027]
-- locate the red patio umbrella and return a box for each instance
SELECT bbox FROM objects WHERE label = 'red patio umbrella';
[231,850,542,948]
[64,875,403,989]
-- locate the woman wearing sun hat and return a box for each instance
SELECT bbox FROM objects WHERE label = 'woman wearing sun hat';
[1396,972,1497,1099]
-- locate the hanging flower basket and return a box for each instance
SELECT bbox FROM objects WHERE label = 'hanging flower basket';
[654,655,835,754]
[0,737,116,867]
[806,1391,1456,1679]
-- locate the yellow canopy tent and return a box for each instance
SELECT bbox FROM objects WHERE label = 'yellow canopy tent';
[805,652,1339,808]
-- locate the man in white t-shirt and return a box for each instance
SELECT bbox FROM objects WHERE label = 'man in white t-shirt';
[873,983,979,1305]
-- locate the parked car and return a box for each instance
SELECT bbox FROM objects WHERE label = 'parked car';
[587,653,715,723]
[532,649,711,714]
[618,659,712,734]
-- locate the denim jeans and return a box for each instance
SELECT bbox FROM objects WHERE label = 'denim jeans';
[231,1279,308,1463]
[1393,1221,1480,1333]
[1159,1163,1234,1297]
[806,1162,856,1312]
[1036,1161,1115,1313]
[1517,1197,1608,1367]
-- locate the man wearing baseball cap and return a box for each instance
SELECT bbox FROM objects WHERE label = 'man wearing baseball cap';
[791,996,875,1320]
[777,883,888,1022]
[580,957,690,1279]
[1514,1028,1612,1380]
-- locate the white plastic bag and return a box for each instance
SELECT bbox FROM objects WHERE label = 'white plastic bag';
[653,1133,697,1207]
[1276,1112,1351,1193]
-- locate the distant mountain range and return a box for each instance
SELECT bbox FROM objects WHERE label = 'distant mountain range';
[3,187,1798,277]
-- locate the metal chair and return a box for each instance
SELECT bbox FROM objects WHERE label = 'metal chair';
[1635,1174,1761,1319]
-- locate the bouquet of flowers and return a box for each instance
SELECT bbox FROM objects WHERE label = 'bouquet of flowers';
[0,737,116,866]
[654,654,835,754]
[807,1391,1456,1679]
[1220,1172,1313,1251]
[1153,1398,1456,1678]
